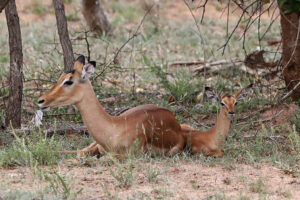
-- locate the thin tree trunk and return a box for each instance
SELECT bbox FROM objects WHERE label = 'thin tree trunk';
[82,0,111,35]
[5,0,23,128]
[53,0,74,72]
[0,0,10,13]
[280,7,300,100]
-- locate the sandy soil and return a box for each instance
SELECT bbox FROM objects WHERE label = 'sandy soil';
[0,161,299,199]
[0,1,296,199]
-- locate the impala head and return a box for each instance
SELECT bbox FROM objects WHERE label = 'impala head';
[205,84,252,120]
[38,55,96,110]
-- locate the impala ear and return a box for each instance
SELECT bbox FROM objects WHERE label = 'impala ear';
[234,84,253,101]
[81,62,95,80]
[205,87,220,102]
[73,55,86,72]
[89,61,96,67]
[76,55,85,65]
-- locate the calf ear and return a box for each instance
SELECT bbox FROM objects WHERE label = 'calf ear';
[81,62,95,80]
[205,87,220,102]
[234,84,253,101]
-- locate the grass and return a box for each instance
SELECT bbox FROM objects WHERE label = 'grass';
[290,109,300,132]
[0,0,299,199]
[0,129,61,167]
[249,178,266,194]
[107,156,136,188]
[1,170,82,200]
[27,0,53,16]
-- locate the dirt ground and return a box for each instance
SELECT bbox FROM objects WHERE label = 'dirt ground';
[1,161,299,199]
[0,0,299,199]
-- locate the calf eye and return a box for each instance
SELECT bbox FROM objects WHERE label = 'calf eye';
[220,102,225,106]
[64,80,73,86]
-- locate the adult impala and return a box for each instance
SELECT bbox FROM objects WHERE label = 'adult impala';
[38,55,186,157]
[38,55,251,157]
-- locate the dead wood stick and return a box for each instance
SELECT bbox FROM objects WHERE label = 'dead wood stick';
[238,106,272,121]
[193,58,242,72]
[10,125,88,136]
[237,109,284,126]
[43,125,87,135]
[239,65,270,75]
[280,81,300,102]
[170,60,206,67]
[193,64,232,74]
[242,135,285,140]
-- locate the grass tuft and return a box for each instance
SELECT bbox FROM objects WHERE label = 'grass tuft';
[0,128,61,167]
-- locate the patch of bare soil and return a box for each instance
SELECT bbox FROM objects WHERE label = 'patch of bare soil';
[1,162,299,199]
[261,103,299,129]
[160,0,277,23]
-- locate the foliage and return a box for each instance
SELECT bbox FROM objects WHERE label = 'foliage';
[0,0,299,198]
[290,109,300,132]
[144,56,202,102]
[32,167,82,199]
[107,156,136,188]
[249,178,266,194]
[0,129,61,167]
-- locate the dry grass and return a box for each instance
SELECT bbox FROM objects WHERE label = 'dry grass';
[0,0,299,199]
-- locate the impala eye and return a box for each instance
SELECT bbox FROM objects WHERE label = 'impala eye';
[220,102,225,106]
[64,80,73,86]
[234,101,238,105]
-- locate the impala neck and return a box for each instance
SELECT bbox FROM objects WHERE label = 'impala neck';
[213,109,231,140]
[191,108,231,143]
[75,81,118,147]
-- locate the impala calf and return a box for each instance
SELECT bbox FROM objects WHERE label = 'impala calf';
[38,55,186,157]
[181,84,252,156]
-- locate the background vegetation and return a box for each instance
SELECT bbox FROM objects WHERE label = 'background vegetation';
[0,0,299,199]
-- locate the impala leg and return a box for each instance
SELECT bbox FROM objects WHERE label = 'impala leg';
[206,149,224,157]
[96,143,106,155]
[167,136,185,156]
[77,141,101,158]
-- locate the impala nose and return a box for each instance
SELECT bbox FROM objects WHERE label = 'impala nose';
[228,112,235,119]
[38,99,45,104]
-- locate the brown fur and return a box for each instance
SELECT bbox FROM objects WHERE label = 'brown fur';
[181,88,250,156]
[39,60,250,157]
[39,61,185,157]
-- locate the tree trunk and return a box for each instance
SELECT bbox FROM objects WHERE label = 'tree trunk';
[82,0,111,35]
[53,0,74,72]
[280,7,300,100]
[5,0,23,128]
[0,0,10,13]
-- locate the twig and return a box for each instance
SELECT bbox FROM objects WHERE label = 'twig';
[194,58,241,68]
[280,81,300,102]
[242,135,285,140]
[8,125,88,137]
[170,60,206,67]
[193,58,243,73]
[237,109,284,126]
[92,4,155,82]
[84,31,91,62]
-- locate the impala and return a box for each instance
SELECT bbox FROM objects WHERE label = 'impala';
[181,84,252,156]
[38,55,186,157]
[38,55,251,157]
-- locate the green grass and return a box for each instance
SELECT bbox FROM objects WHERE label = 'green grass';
[249,177,266,194]
[290,109,300,132]
[29,0,53,16]
[0,129,61,167]
[0,0,298,198]
[1,170,82,200]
